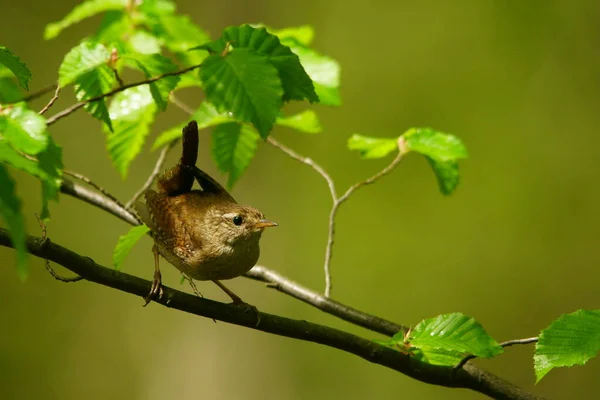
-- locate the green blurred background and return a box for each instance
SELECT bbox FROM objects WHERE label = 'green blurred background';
[2,0,600,399]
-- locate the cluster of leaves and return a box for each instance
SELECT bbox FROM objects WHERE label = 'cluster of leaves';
[1,0,599,387]
[378,310,600,382]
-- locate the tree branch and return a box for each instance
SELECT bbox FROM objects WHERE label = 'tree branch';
[0,228,544,400]
[45,64,202,126]
[38,84,61,115]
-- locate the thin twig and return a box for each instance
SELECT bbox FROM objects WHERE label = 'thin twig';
[34,213,82,282]
[0,228,546,400]
[112,67,124,87]
[169,93,196,115]
[453,337,539,371]
[125,142,176,209]
[38,85,61,115]
[266,137,337,202]
[62,169,135,222]
[21,83,58,103]
[323,149,404,296]
[46,64,202,126]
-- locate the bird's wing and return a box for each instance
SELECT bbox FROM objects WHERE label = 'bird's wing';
[186,165,236,203]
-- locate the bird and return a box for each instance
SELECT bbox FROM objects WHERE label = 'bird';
[134,120,277,307]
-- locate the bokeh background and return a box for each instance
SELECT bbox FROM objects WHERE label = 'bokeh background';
[2,0,600,399]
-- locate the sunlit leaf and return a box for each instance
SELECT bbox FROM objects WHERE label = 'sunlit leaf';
[212,122,260,188]
[276,110,322,134]
[0,104,48,154]
[58,40,111,87]
[105,85,156,178]
[347,134,398,159]
[403,128,468,161]
[0,164,27,278]
[535,309,600,382]
[74,67,116,130]
[0,47,32,90]
[269,25,315,46]
[200,48,283,138]
[112,224,150,270]
[38,137,63,221]
[128,31,162,54]
[44,0,127,39]
[126,53,179,111]
[0,66,24,102]
[408,313,503,363]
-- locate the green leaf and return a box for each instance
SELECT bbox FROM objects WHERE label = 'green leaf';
[202,25,318,104]
[74,67,116,130]
[38,137,63,221]
[128,31,162,54]
[276,110,322,134]
[44,0,127,39]
[280,38,341,106]
[211,122,260,188]
[125,54,179,111]
[0,67,24,102]
[58,40,111,87]
[0,164,27,278]
[403,128,468,161]
[411,347,465,366]
[408,313,503,363]
[347,134,398,159]
[152,102,233,150]
[105,85,157,178]
[534,309,600,382]
[0,47,32,90]
[112,224,150,270]
[269,25,315,46]
[200,48,283,138]
[0,104,48,154]
[427,158,460,196]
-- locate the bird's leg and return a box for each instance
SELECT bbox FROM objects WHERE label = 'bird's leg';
[144,245,164,306]
[212,280,261,325]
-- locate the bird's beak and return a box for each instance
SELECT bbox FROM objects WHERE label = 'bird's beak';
[255,219,278,229]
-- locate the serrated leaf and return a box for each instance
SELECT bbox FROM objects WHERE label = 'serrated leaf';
[126,54,179,111]
[152,102,233,150]
[408,313,503,361]
[276,110,322,134]
[211,122,260,188]
[0,164,27,278]
[128,31,162,54]
[0,47,32,90]
[411,347,465,366]
[347,134,398,159]
[200,48,283,138]
[403,128,468,161]
[0,104,48,154]
[105,85,156,178]
[0,66,24,102]
[280,38,341,106]
[44,0,127,39]
[534,309,600,382]
[74,67,116,130]
[198,25,318,104]
[58,40,111,87]
[427,158,460,196]
[38,137,63,221]
[112,224,150,270]
[269,25,315,46]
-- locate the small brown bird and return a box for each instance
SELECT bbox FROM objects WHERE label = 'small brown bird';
[135,121,277,306]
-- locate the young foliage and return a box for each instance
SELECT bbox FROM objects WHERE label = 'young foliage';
[408,313,503,361]
[276,110,322,134]
[0,104,48,155]
[200,48,283,138]
[0,66,24,102]
[0,47,32,90]
[105,85,156,178]
[347,134,398,159]
[113,224,150,270]
[44,0,127,40]
[37,138,63,221]
[0,164,27,278]
[124,53,180,111]
[211,122,260,188]
[534,309,600,382]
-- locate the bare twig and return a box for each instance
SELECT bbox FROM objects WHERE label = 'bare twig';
[34,213,82,282]
[453,337,539,371]
[169,93,196,115]
[125,142,176,209]
[20,83,58,103]
[38,85,61,115]
[0,228,545,400]
[45,64,202,126]
[323,149,404,296]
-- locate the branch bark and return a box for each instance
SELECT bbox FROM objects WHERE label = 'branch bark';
[0,228,544,400]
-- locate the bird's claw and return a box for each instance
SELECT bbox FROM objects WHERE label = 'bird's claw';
[231,300,261,326]
[143,272,163,307]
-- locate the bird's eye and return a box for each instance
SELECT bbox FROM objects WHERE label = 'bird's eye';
[233,215,243,226]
